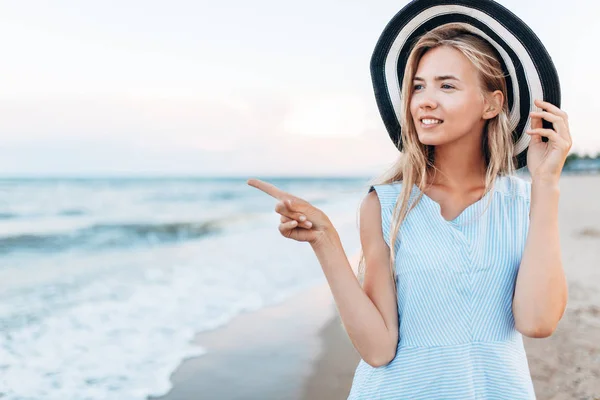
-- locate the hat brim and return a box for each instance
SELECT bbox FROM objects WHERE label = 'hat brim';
[370,0,561,170]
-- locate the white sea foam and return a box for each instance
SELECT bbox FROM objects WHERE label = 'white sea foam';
[0,178,364,400]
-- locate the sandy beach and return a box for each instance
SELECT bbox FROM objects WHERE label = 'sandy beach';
[149,282,352,400]
[154,174,600,400]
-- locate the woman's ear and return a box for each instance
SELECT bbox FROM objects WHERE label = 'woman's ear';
[483,90,504,120]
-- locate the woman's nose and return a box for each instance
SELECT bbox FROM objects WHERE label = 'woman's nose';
[417,95,438,109]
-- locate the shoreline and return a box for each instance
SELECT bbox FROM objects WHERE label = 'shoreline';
[149,280,358,400]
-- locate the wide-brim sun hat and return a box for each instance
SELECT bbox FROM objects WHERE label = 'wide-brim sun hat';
[370,0,561,170]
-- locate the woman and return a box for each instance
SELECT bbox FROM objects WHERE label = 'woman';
[248,1,570,398]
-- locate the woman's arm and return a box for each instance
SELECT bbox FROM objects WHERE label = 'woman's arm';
[512,179,568,338]
[513,98,571,338]
[311,191,399,367]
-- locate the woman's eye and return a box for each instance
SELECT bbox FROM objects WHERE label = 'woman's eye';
[412,84,453,91]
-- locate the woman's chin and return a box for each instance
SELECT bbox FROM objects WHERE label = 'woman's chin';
[417,132,444,145]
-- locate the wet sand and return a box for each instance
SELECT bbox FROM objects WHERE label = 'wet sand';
[149,282,352,400]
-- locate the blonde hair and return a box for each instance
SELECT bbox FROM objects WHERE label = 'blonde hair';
[356,23,518,297]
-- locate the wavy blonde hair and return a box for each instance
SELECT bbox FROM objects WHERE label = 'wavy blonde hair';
[356,23,518,296]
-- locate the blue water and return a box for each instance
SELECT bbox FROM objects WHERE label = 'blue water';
[0,176,368,400]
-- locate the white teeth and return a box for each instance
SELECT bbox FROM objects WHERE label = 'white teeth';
[422,119,442,125]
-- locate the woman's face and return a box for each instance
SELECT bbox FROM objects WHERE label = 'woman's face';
[409,45,490,147]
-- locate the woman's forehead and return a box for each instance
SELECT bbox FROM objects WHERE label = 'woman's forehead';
[415,46,478,83]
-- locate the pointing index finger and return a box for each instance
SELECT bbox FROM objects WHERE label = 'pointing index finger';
[247,178,290,200]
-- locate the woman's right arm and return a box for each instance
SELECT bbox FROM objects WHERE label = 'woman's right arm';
[246,178,399,367]
[310,190,399,367]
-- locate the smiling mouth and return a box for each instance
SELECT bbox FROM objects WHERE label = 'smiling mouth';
[420,119,444,127]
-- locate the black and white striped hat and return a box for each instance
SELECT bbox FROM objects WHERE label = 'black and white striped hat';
[371,0,561,170]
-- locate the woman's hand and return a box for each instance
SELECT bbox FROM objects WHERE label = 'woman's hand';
[247,178,336,246]
[526,98,573,184]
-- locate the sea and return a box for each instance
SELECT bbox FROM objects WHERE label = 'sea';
[0,176,368,400]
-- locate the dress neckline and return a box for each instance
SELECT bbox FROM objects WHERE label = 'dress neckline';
[413,176,501,224]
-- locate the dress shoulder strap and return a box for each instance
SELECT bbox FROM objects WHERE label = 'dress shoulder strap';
[368,183,402,207]
[367,183,402,248]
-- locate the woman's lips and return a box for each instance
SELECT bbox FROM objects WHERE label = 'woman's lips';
[420,120,443,129]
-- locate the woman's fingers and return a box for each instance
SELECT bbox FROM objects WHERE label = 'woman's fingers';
[533,98,568,121]
[248,178,329,244]
[275,200,310,224]
[278,218,316,242]
[248,178,312,213]
[278,220,298,238]
[247,179,297,202]
[249,178,313,223]
[280,214,313,229]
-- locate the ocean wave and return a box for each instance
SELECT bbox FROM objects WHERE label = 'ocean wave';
[57,208,87,216]
[0,220,222,255]
[0,209,87,220]
[0,212,19,220]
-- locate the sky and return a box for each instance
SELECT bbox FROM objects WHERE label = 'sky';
[0,0,597,177]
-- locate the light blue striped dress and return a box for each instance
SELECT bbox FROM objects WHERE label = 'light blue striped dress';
[348,174,536,399]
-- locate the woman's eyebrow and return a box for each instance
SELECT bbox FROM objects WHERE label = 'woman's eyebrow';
[413,75,461,82]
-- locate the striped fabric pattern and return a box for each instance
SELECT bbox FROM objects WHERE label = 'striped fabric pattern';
[348,174,536,399]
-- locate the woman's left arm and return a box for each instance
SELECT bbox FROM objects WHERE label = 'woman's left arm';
[512,98,571,338]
